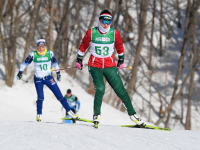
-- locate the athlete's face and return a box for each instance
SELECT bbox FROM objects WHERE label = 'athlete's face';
[100,19,111,29]
[67,93,72,97]
[37,45,45,53]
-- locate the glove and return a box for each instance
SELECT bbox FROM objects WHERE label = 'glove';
[17,71,23,80]
[76,57,83,70]
[117,59,124,70]
[57,71,61,81]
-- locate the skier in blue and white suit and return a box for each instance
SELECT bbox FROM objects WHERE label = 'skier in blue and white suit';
[17,39,78,122]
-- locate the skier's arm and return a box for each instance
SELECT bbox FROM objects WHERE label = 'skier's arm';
[17,53,33,80]
[115,30,124,69]
[50,51,61,81]
[76,29,91,70]
[75,96,80,110]
[50,51,59,71]
[77,29,91,58]
[20,54,33,72]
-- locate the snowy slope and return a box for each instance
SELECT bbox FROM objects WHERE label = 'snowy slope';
[0,121,200,150]
[0,71,134,125]
[1,68,200,150]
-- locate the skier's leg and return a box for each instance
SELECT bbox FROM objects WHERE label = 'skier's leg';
[103,67,135,115]
[34,76,44,115]
[103,67,144,125]
[44,76,77,119]
[88,66,105,117]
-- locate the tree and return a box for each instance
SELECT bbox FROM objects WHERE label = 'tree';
[127,0,149,97]
[0,0,29,87]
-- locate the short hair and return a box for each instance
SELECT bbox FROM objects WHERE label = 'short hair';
[67,89,71,93]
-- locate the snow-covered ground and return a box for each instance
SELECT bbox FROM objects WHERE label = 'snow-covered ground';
[1,120,200,150]
[1,72,200,150]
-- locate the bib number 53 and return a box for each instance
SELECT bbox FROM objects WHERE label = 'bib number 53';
[95,46,109,56]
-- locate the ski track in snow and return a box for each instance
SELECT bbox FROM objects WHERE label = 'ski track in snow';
[0,121,200,150]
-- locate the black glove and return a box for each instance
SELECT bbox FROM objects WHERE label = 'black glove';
[57,71,61,81]
[76,57,83,70]
[17,71,23,80]
[117,59,124,68]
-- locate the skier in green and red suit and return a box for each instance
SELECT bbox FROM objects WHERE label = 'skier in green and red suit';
[75,9,145,127]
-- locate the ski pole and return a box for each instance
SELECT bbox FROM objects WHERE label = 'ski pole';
[123,66,132,69]
[21,79,28,83]
[51,67,77,72]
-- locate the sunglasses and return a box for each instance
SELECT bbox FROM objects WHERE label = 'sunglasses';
[102,20,111,25]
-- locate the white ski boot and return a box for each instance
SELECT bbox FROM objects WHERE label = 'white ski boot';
[93,115,100,128]
[130,114,145,126]
[67,110,78,119]
[36,114,42,122]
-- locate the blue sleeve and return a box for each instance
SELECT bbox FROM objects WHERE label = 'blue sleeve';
[24,55,33,64]
[51,56,59,70]
[77,100,80,110]
[51,56,58,63]
[19,55,33,72]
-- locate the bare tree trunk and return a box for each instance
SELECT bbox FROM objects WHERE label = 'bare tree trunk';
[104,0,111,9]
[53,0,76,58]
[185,2,197,130]
[156,56,200,126]
[164,0,192,128]
[113,0,122,29]
[23,0,41,61]
[49,0,56,51]
[176,0,182,28]
[181,66,184,124]
[127,0,149,97]
[148,0,156,70]
[88,0,98,29]
[159,0,163,56]
[0,1,22,87]
[164,0,199,128]
[23,0,40,75]
[148,71,153,122]
[122,1,129,43]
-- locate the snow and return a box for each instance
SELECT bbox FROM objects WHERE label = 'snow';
[1,121,200,150]
[1,72,200,150]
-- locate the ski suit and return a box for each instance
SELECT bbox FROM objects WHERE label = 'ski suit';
[77,27,136,116]
[65,94,80,114]
[19,50,71,114]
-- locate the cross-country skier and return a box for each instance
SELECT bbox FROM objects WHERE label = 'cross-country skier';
[16,39,78,122]
[75,9,145,128]
[62,89,80,123]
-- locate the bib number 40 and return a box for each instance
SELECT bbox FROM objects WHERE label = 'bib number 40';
[95,46,109,56]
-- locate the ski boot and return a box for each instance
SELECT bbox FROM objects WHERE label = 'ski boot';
[130,113,145,127]
[93,115,100,128]
[36,114,42,122]
[67,110,79,123]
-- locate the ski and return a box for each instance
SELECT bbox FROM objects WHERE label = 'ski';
[61,117,93,123]
[121,124,171,131]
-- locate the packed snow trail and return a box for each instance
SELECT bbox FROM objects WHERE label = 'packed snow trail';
[0,121,200,150]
